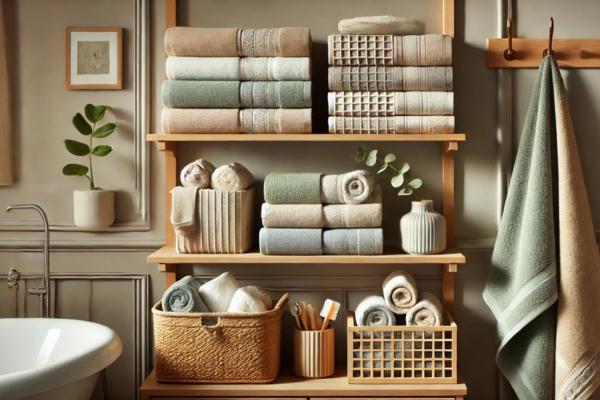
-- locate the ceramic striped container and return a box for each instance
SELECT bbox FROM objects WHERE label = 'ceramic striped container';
[400,200,446,255]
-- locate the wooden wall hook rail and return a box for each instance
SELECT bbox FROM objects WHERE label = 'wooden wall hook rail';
[487,17,600,68]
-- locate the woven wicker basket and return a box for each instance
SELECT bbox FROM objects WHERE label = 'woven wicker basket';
[152,292,290,383]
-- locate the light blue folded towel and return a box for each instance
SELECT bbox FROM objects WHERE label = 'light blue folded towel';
[259,228,323,255]
[323,228,383,255]
[161,275,209,313]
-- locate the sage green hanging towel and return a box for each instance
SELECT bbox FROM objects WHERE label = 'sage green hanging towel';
[483,55,559,400]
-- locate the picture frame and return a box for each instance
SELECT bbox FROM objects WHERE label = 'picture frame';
[65,27,122,90]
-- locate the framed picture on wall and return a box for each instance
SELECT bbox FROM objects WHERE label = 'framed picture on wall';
[65,27,122,90]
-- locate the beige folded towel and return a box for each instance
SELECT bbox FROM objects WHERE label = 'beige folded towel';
[211,162,254,190]
[261,203,323,228]
[323,203,382,228]
[338,16,425,35]
[328,91,454,117]
[382,270,418,314]
[198,271,240,313]
[328,66,453,92]
[227,285,273,313]
[238,28,312,57]
[239,109,312,134]
[328,116,455,134]
[328,34,452,66]
[161,108,240,134]
[165,27,239,56]
[180,159,215,189]
[170,186,198,235]
[406,292,444,326]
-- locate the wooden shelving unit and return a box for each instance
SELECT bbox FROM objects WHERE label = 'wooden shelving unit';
[142,0,466,399]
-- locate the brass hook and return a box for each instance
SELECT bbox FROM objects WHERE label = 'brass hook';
[504,18,515,61]
[543,17,554,57]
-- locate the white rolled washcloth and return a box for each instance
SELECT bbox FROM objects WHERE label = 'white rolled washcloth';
[406,292,445,326]
[198,271,240,312]
[355,295,396,326]
[382,269,418,314]
[227,285,274,313]
[180,159,216,189]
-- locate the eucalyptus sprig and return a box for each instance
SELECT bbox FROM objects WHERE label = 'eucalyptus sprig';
[354,145,422,200]
[62,104,118,189]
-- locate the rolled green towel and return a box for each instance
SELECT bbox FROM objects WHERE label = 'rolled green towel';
[323,228,383,255]
[161,275,210,313]
[259,228,322,255]
[162,81,240,108]
[263,173,322,204]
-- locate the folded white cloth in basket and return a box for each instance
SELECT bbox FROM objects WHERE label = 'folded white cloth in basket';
[382,269,418,314]
[355,295,396,326]
[198,271,240,312]
[406,292,444,326]
[228,285,273,313]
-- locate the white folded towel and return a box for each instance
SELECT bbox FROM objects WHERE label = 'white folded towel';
[227,285,273,313]
[406,292,444,326]
[198,271,240,312]
[170,186,198,235]
[382,270,418,314]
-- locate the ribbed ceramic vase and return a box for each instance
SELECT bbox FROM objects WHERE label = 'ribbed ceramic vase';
[400,200,446,255]
[73,188,115,230]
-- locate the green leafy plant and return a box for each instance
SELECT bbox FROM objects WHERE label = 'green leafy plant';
[354,145,422,200]
[63,104,118,189]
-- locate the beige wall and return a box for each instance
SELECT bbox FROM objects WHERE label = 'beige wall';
[3,0,600,399]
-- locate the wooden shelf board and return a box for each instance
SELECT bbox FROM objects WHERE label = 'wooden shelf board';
[140,367,467,397]
[147,133,466,142]
[147,246,466,264]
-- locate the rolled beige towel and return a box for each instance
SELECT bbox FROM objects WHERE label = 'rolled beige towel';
[406,292,444,326]
[338,170,375,204]
[180,159,216,189]
[338,16,425,35]
[382,270,418,314]
[211,162,254,190]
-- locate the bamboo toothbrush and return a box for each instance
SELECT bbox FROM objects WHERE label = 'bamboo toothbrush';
[320,299,340,330]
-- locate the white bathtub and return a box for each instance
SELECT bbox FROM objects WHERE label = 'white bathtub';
[0,318,122,400]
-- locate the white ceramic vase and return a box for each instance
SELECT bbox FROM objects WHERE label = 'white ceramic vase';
[400,200,446,255]
[73,188,115,230]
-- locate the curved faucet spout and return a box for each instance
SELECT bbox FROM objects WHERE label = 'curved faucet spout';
[6,204,50,318]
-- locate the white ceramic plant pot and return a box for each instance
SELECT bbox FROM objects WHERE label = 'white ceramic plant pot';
[73,188,115,230]
[400,200,446,255]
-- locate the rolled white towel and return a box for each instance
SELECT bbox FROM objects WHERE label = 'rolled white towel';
[355,295,396,326]
[198,271,240,312]
[227,285,273,313]
[211,162,254,190]
[180,159,216,189]
[382,270,418,314]
[406,292,444,326]
[337,170,375,204]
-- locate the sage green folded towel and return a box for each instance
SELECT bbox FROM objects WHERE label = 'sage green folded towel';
[259,228,322,255]
[162,81,240,108]
[483,55,559,400]
[323,228,383,255]
[162,81,311,108]
[161,275,210,313]
[263,173,322,204]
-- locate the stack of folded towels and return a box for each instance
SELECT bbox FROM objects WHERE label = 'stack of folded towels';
[259,170,383,255]
[355,269,445,326]
[162,27,313,134]
[161,272,275,318]
[171,159,255,254]
[327,16,454,134]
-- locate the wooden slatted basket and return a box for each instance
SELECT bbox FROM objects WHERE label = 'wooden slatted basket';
[152,293,289,383]
[347,310,457,384]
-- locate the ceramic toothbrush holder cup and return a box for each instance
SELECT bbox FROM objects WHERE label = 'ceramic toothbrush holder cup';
[293,326,335,378]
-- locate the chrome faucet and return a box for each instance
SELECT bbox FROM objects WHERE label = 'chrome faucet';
[6,204,51,318]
